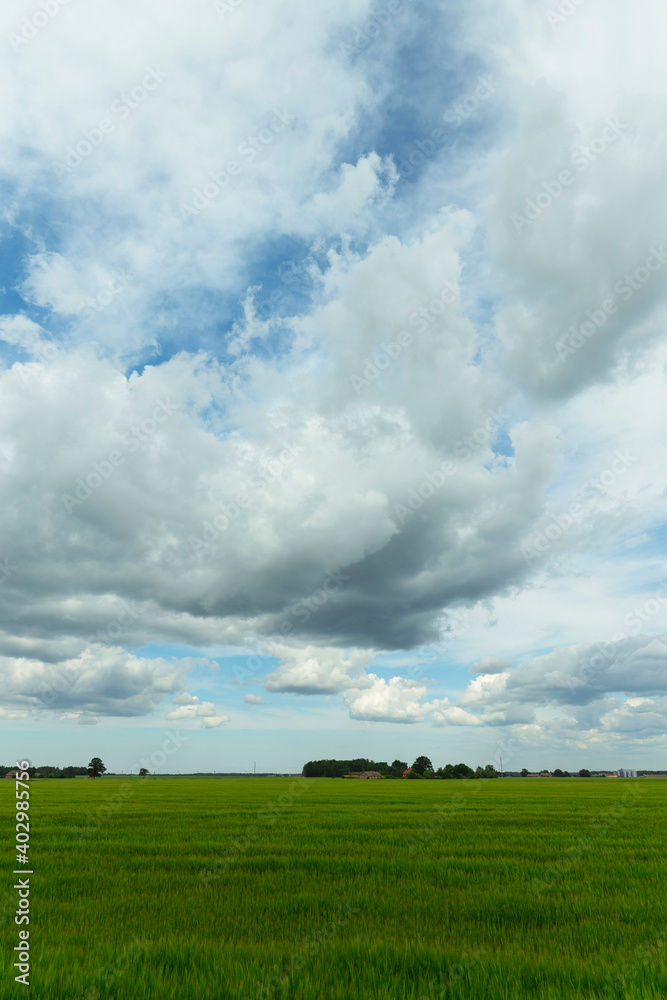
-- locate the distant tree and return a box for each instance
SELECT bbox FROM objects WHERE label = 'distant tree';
[391,759,408,778]
[483,764,500,779]
[475,766,486,778]
[412,756,434,776]
[553,769,564,778]
[437,764,456,780]
[563,771,571,777]
[452,762,474,779]
[87,757,107,778]
[139,767,149,776]
[520,768,529,777]
[406,769,423,779]
[578,768,591,778]
[423,769,435,779]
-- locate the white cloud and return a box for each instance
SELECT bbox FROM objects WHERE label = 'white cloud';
[243,693,265,705]
[343,675,427,723]
[264,646,374,695]
[166,695,229,728]
[426,698,482,727]
[0,647,187,716]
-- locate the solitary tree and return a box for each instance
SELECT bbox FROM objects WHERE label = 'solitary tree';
[520,768,529,777]
[578,768,591,778]
[139,767,149,777]
[553,768,564,777]
[88,757,107,778]
[412,756,434,776]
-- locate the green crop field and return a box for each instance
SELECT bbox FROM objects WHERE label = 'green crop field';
[1,777,666,999]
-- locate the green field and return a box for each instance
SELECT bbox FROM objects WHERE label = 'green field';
[1,777,666,999]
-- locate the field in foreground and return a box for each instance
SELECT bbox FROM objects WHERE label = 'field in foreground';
[1,777,666,999]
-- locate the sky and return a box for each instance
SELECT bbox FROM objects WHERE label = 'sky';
[1,0,666,774]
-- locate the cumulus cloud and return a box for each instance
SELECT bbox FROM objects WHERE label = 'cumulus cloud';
[451,634,667,743]
[264,646,374,695]
[243,693,265,705]
[469,656,512,674]
[344,676,427,723]
[427,698,483,727]
[166,695,229,728]
[1,0,667,760]
[0,647,187,716]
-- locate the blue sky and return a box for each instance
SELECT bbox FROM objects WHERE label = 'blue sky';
[1,0,667,773]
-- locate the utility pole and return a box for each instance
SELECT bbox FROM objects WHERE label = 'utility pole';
[500,755,503,778]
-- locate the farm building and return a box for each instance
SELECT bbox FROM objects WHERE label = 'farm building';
[402,768,413,778]
[618,768,637,778]
[345,771,382,779]
[4,771,21,779]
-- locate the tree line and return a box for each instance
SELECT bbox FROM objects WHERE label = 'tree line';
[302,757,501,779]
[0,758,108,778]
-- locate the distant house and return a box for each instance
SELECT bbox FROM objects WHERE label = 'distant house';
[346,771,382,779]
[402,768,413,778]
[526,771,552,777]
[4,771,20,779]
